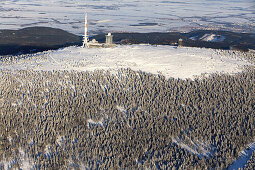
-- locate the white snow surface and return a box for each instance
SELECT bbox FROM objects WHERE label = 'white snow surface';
[116,105,126,113]
[0,45,252,80]
[19,149,34,170]
[172,137,215,158]
[87,118,104,127]
[200,34,226,42]
[228,141,255,170]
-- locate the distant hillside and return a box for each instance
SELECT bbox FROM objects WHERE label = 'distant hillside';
[93,30,255,52]
[184,30,255,51]
[0,27,254,55]
[0,27,81,55]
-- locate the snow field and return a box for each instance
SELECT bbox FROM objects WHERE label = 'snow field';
[0,45,252,80]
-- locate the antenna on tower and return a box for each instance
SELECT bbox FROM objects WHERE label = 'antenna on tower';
[82,12,88,48]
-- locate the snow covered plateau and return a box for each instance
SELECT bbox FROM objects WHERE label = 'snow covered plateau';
[0,1,254,168]
[0,45,252,80]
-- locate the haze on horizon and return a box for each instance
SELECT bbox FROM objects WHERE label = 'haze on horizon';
[0,0,254,35]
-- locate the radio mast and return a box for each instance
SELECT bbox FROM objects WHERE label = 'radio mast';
[82,12,88,48]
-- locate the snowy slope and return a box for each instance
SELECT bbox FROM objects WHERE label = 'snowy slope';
[0,45,252,79]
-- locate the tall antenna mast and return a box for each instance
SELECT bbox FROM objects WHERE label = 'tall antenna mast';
[82,12,88,48]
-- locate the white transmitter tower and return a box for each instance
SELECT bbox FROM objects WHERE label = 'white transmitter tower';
[82,12,88,48]
[82,12,115,48]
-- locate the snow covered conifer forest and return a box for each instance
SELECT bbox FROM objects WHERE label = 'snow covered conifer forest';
[0,0,254,168]
[0,48,254,169]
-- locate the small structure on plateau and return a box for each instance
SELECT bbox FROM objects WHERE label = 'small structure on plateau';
[82,13,115,48]
[178,38,183,47]
[106,33,113,45]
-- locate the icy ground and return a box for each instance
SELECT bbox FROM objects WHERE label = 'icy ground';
[0,45,252,79]
[0,0,254,34]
